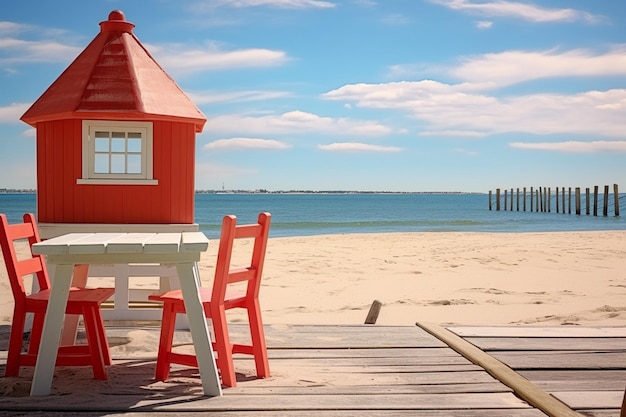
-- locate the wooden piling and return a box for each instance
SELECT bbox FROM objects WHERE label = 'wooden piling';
[489,183,620,217]
[496,188,501,211]
[364,300,382,324]
[504,189,508,211]
[555,187,560,213]
[547,187,551,213]
[569,187,572,214]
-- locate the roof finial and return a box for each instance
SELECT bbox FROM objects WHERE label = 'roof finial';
[100,10,135,33]
[108,10,126,21]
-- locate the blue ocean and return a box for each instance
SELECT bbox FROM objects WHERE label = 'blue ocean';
[1,192,624,238]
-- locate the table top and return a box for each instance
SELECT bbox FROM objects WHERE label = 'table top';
[32,232,209,256]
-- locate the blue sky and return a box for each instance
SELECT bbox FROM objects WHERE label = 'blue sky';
[1,0,625,192]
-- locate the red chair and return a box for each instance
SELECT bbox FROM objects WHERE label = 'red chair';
[149,212,271,387]
[0,213,115,380]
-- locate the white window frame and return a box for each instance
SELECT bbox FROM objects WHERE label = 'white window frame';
[78,120,158,185]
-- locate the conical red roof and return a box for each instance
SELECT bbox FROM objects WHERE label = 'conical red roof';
[21,10,206,132]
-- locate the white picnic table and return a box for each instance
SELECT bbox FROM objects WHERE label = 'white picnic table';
[30,232,222,397]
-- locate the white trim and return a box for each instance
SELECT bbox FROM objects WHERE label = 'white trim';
[81,120,155,184]
[77,179,158,185]
[38,223,199,240]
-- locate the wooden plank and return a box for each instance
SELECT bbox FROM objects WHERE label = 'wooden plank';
[31,232,92,255]
[122,393,533,411]
[0,410,549,417]
[465,337,626,351]
[227,382,513,395]
[168,324,447,349]
[105,233,157,253]
[449,326,626,338]
[552,390,624,410]
[491,351,626,369]
[261,324,447,348]
[520,370,626,382]
[180,232,209,252]
[68,233,126,254]
[142,233,182,253]
[264,347,465,359]
[233,362,499,386]
[529,380,626,392]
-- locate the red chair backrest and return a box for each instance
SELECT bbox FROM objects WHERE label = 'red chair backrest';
[0,213,51,304]
[211,212,271,305]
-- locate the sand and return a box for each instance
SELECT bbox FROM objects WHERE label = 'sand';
[2,230,625,328]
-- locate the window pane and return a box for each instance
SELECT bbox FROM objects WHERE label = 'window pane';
[110,154,126,173]
[94,131,109,139]
[94,154,109,173]
[111,138,125,153]
[111,131,125,139]
[95,137,109,152]
[127,138,142,153]
[127,154,141,174]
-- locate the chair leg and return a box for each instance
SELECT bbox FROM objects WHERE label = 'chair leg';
[248,302,270,378]
[82,307,107,380]
[27,312,45,357]
[5,311,27,377]
[92,306,112,366]
[212,307,236,387]
[154,302,177,381]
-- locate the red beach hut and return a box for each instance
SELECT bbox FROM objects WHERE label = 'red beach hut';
[21,10,206,235]
[20,10,206,321]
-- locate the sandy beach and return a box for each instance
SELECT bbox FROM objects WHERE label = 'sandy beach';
[2,230,625,328]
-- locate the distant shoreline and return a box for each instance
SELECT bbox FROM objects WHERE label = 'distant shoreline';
[0,189,483,195]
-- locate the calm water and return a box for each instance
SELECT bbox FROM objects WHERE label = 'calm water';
[1,193,624,238]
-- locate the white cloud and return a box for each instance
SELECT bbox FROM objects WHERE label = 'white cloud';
[323,80,626,138]
[213,0,335,8]
[510,141,626,153]
[149,43,288,74]
[0,103,30,123]
[204,110,396,136]
[452,47,626,88]
[430,0,604,24]
[187,90,292,105]
[204,137,291,151]
[476,21,493,29]
[0,21,82,65]
[0,37,81,65]
[0,21,28,35]
[318,143,402,152]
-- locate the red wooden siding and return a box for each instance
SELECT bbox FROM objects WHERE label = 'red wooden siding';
[36,119,195,225]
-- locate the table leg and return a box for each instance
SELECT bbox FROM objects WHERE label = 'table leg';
[30,263,74,396]
[60,264,90,345]
[176,262,222,397]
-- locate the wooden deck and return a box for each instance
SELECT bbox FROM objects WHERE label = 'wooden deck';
[446,325,626,417]
[0,324,624,416]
